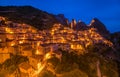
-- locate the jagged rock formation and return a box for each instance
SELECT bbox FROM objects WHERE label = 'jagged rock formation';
[69,19,88,30]
[76,20,88,30]
[70,19,77,29]
[0,6,120,77]
[0,6,111,35]
[68,18,110,35]
[55,14,69,26]
[89,18,109,35]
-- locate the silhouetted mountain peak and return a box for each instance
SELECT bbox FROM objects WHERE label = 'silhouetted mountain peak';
[55,14,68,25]
[76,20,88,30]
[92,18,99,22]
[89,18,109,35]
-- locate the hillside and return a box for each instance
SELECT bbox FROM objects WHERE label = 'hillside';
[0,6,59,30]
[0,6,120,77]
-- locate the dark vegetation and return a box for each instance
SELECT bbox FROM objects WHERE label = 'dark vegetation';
[110,32,120,77]
[47,48,119,77]
[0,54,28,75]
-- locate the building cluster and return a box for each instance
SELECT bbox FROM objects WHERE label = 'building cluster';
[0,16,113,77]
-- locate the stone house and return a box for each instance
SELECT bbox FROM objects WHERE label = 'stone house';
[19,62,34,77]
[20,47,33,57]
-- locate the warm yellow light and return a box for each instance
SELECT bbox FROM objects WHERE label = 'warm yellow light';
[0,39,2,42]
[71,44,74,49]
[35,50,40,55]
[32,62,46,77]
[45,52,51,60]
[11,43,15,46]
[32,52,53,77]
[37,42,40,46]
[5,28,14,34]
[19,41,23,44]
[10,31,13,34]
[71,44,83,50]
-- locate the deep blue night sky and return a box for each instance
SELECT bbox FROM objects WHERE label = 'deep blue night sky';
[0,0,120,33]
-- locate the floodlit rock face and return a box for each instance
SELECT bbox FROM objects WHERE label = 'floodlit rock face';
[89,18,109,35]
[69,19,77,29]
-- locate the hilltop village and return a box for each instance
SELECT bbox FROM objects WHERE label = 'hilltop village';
[0,16,113,77]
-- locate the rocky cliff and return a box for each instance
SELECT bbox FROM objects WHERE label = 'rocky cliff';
[0,6,120,77]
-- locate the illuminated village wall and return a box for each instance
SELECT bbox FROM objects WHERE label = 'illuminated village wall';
[0,16,113,77]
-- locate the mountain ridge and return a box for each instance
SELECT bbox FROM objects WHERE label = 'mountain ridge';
[0,6,59,30]
[0,6,120,77]
[0,6,111,34]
